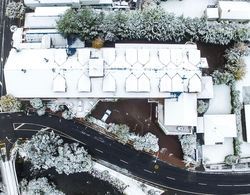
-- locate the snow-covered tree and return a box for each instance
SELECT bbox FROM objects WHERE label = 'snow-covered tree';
[0,94,21,112]
[178,134,197,166]
[54,143,92,175]
[20,177,64,195]
[132,133,159,152]
[5,2,25,20]
[62,110,75,120]
[47,102,62,112]
[19,130,92,174]
[30,98,44,110]
[107,124,130,144]
[197,100,209,115]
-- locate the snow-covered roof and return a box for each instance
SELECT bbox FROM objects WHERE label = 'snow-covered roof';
[205,8,219,20]
[78,74,91,92]
[164,93,197,127]
[218,1,250,20]
[4,44,206,98]
[188,74,201,92]
[34,7,70,16]
[244,105,250,143]
[203,114,237,145]
[159,74,171,92]
[138,74,150,92]
[88,59,104,77]
[126,73,137,92]
[171,74,183,92]
[24,13,59,29]
[103,73,116,92]
[53,74,66,92]
[197,76,213,99]
[202,138,234,164]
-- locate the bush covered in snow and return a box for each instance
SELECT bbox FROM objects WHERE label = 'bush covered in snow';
[132,132,159,153]
[86,116,109,129]
[90,169,128,193]
[178,134,197,167]
[20,177,64,195]
[61,110,76,120]
[107,123,130,144]
[224,154,239,166]
[30,98,46,116]
[19,130,92,174]
[197,100,209,115]
[5,2,25,20]
[0,94,21,112]
[57,7,249,44]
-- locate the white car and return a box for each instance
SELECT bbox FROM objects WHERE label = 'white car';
[101,109,112,122]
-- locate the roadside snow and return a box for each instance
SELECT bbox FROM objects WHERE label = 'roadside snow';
[240,141,250,158]
[92,162,163,195]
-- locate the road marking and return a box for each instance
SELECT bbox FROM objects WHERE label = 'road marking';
[166,176,175,181]
[13,123,25,130]
[198,183,207,186]
[217,184,232,187]
[233,184,250,187]
[95,148,104,153]
[144,169,153,174]
[120,159,128,164]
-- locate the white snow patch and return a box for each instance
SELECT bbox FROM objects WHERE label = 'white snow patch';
[92,162,163,195]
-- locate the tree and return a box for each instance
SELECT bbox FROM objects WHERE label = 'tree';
[0,94,21,112]
[5,2,25,20]
[132,132,159,152]
[19,130,92,174]
[20,177,65,195]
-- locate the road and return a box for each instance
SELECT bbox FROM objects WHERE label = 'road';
[0,0,12,96]
[1,112,250,195]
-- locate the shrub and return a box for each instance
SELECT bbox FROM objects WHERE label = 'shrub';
[92,37,104,49]
[57,7,249,44]
[0,94,21,112]
[20,177,65,195]
[5,2,25,20]
[197,100,209,114]
[224,154,239,166]
[57,7,103,41]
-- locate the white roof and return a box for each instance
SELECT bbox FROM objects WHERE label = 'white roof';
[138,74,150,92]
[78,74,91,92]
[202,138,234,164]
[53,74,66,92]
[218,1,250,20]
[88,59,104,77]
[126,73,137,92]
[244,105,250,143]
[159,74,171,92]
[197,117,204,133]
[103,74,116,92]
[126,48,137,65]
[171,74,183,92]
[24,13,59,29]
[205,8,219,20]
[197,76,213,99]
[188,74,201,92]
[164,93,197,127]
[34,7,70,16]
[138,49,150,65]
[203,114,237,145]
[4,44,205,98]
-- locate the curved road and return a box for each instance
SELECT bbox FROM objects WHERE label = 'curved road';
[1,112,250,194]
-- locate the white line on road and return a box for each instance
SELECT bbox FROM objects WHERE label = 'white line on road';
[120,159,128,164]
[166,176,175,181]
[95,148,104,153]
[144,169,153,174]
[198,183,207,186]
[13,123,25,130]
[233,184,250,187]
[217,184,232,187]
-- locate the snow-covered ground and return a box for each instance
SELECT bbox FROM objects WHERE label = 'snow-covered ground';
[160,0,217,18]
[93,161,163,195]
[241,142,250,158]
[206,84,231,114]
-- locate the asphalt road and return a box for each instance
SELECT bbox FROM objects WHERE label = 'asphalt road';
[1,112,250,195]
